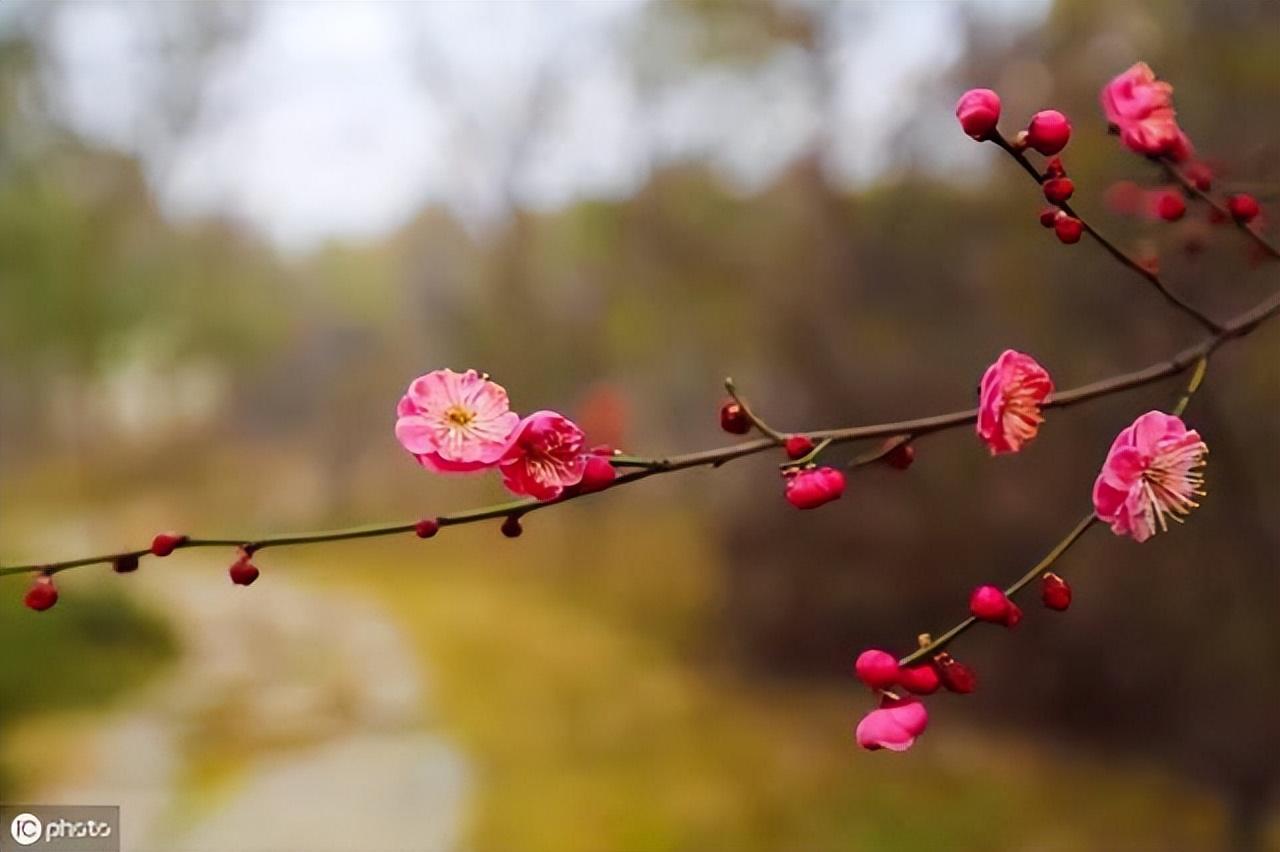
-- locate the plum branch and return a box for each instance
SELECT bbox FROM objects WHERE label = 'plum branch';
[3,283,1278,581]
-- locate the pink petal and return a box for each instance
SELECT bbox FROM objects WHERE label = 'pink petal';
[395,415,439,455]
[1131,410,1184,456]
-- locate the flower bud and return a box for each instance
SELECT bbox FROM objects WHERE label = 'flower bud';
[1044,156,1066,178]
[229,555,259,586]
[784,435,815,460]
[1185,162,1212,191]
[150,532,187,557]
[854,649,900,690]
[1043,177,1074,204]
[855,696,928,752]
[934,653,977,694]
[112,554,140,574]
[784,466,846,510]
[1054,215,1084,244]
[897,663,940,695]
[1025,110,1072,155]
[501,515,523,538]
[1039,208,1061,229]
[415,518,440,539]
[1227,193,1260,223]
[969,584,1012,623]
[1154,191,1186,222]
[955,88,1001,140]
[719,401,751,435]
[24,573,58,611]
[882,441,915,471]
[576,454,617,494]
[1041,572,1072,611]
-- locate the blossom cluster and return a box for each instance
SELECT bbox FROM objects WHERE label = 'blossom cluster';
[957,63,1263,254]
[395,368,616,501]
[849,61,1229,751]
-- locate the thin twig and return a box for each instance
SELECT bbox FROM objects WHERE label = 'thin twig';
[1161,158,1280,261]
[989,131,1224,334]
[898,514,1099,667]
[724,377,787,443]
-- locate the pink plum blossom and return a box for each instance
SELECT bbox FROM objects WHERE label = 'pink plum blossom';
[977,350,1054,455]
[395,369,520,473]
[499,411,589,501]
[855,696,929,752]
[1101,62,1173,126]
[1092,410,1208,542]
[1100,63,1194,162]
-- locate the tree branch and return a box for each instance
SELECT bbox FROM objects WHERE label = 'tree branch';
[1161,157,1280,261]
[4,287,1278,580]
[989,131,1225,334]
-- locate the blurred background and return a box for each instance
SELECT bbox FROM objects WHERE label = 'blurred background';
[1,1,1277,850]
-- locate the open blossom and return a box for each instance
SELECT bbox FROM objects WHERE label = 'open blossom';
[395,369,520,473]
[500,411,588,501]
[977,350,1054,455]
[1100,63,1193,161]
[1092,411,1207,542]
[855,696,928,752]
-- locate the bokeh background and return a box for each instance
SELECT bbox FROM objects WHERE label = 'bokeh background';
[1,1,1277,850]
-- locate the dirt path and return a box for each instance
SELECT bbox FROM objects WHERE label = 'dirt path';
[38,568,471,852]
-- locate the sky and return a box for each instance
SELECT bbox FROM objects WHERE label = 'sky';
[37,0,1049,252]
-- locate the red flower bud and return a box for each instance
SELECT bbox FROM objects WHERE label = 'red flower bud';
[1043,177,1074,204]
[415,518,440,539]
[229,555,259,586]
[1054,215,1084,244]
[1185,162,1212,191]
[24,573,58,611]
[150,532,187,557]
[784,435,815,460]
[784,466,845,510]
[1003,600,1023,628]
[1041,572,1072,611]
[1044,156,1066,179]
[113,554,140,574]
[955,88,1001,140]
[969,584,1012,623]
[1154,191,1186,222]
[854,649,900,690]
[898,663,940,695]
[576,453,617,494]
[719,401,751,435]
[1227,193,1260,223]
[501,515,523,538]
[882,441,915,471]
[934,653,977,694]
[1039,208,1061,229]
[1025,110,1071,156]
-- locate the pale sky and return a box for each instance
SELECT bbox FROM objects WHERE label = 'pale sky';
[38,0,1049,252]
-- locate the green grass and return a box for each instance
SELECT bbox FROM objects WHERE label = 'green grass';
[0,577,176,796]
